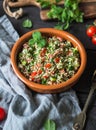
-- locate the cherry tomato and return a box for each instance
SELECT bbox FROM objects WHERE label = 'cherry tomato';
[0,107,6,121]
[86,26,96,37]
[92,35,96,45]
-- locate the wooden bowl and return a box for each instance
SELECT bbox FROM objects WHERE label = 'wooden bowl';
[10,28,87,93]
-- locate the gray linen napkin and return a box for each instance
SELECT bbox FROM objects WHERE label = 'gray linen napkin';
[0,15,81,130]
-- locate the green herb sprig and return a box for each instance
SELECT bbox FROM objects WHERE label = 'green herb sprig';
[44,119,56,130]
[22,19,33,28]
[28,31,46,48]
[36,0,51,8]
[37,0,61,8]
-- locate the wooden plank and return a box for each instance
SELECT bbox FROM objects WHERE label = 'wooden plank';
[80,3,96,18]
[40,2,96,20]
[81,0,96,2]
[8,0,96,19]
[8,0,96,7]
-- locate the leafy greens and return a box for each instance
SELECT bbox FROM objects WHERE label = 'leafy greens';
[37,0,84,30]
[28,31,46,48]
[44,119,56,130]
[22,19,33,28]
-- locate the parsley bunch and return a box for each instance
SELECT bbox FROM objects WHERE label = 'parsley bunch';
[28,31,46,48]
[48,0,83,30]
[37,0,84,30]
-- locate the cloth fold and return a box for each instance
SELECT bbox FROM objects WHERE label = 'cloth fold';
[0,15,81,130]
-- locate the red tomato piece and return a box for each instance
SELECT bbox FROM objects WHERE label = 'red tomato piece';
[38,69,42,74]
[40,48,47,57]
[45,63,51,68]
[43,75,48,79]
[92,35,96,45]
[86,26,96,37]
[31,71,37,77]
[54,57,60,63]
[0,107,6,121]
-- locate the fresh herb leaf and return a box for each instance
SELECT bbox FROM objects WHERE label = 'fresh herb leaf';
[42,79,47,84]
[28,39,35,46]
[56,0,61,2]
[22,19,32,28]
[47,5,63,20]
[32,31,42,41]
[37,0,60,8]
[36,0,51,8]
[54,23,64,30]
[28,31,46,48]
[44,119,56,130]
[38,39,46,48]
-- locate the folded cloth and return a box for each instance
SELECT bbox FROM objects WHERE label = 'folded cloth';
[0,15,81,130]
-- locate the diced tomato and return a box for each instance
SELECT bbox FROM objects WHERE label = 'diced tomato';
[45,63,51,68]
[57,36,63,41]
[40,48,47,57]
[43,75,48,79]
[54,57,60,63]
[31,71,37,77]
[38,69,42,74]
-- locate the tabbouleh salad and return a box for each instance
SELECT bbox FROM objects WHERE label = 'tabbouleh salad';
[18,31,80,85]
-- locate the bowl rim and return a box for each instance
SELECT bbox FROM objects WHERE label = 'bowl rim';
[10,28,87,92]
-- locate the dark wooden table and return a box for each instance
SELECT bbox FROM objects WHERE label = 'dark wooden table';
[0,1,96,129]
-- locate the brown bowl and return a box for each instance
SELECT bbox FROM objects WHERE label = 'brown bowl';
[10,28,87,93]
